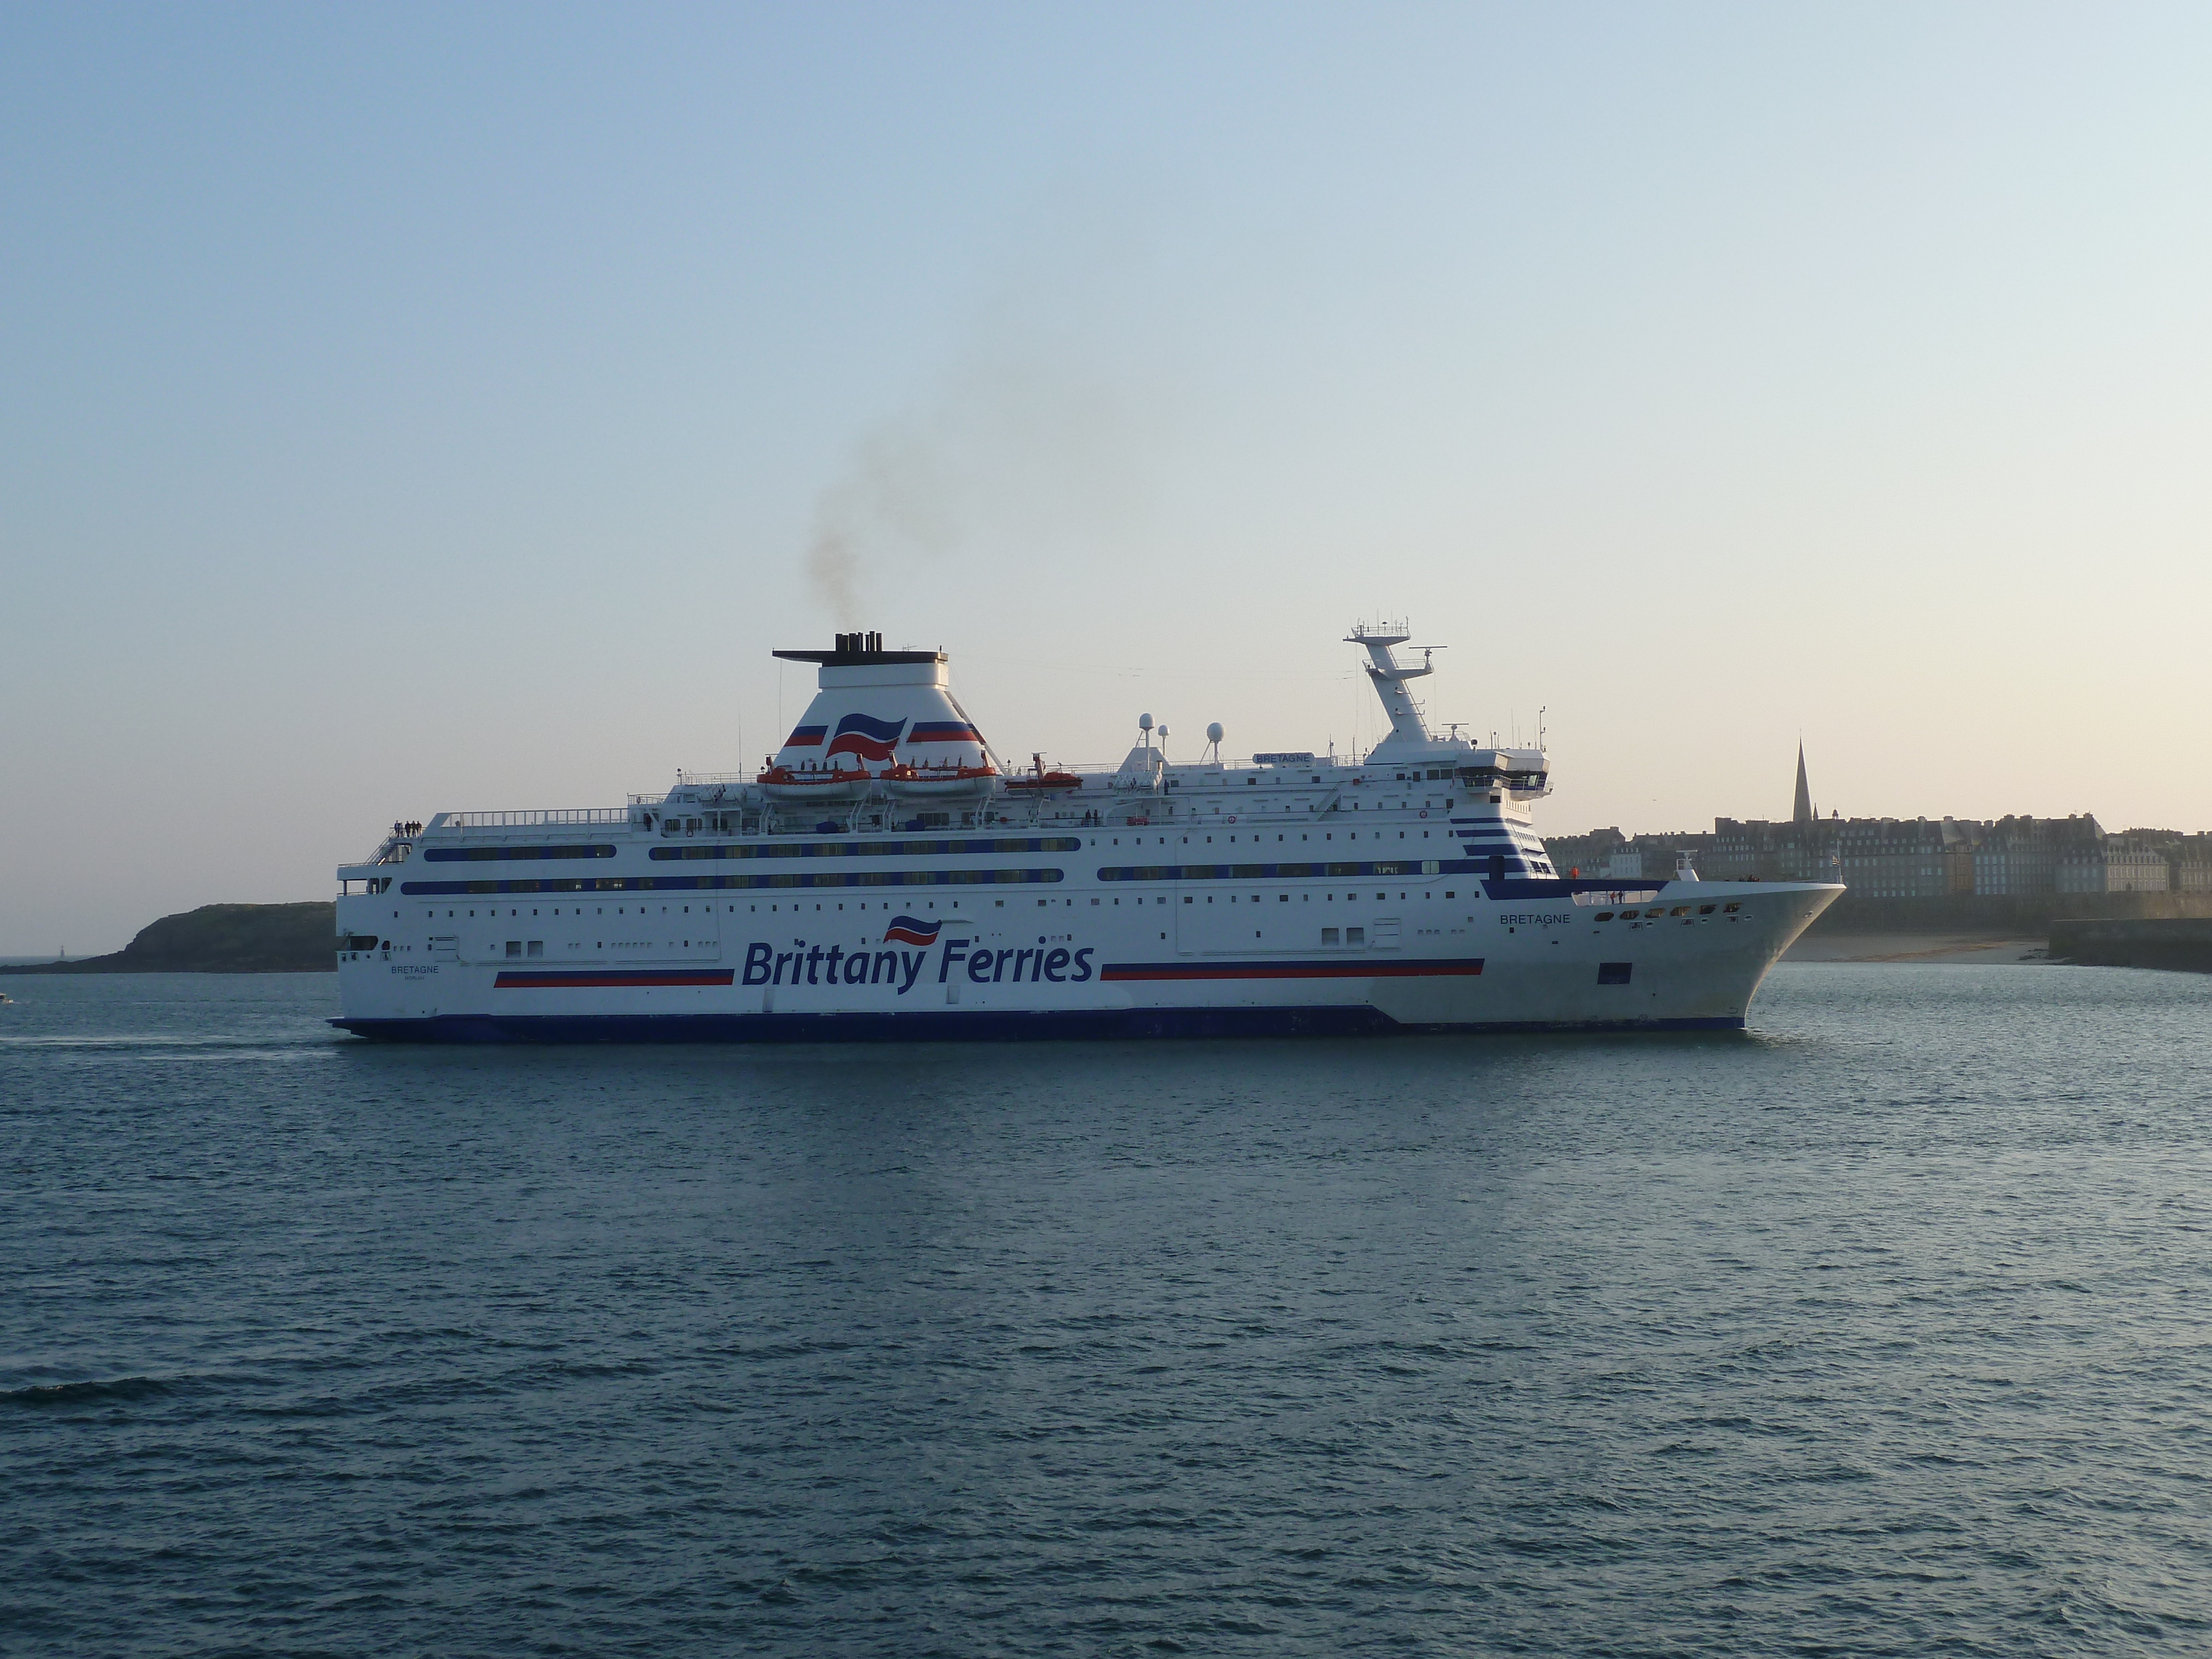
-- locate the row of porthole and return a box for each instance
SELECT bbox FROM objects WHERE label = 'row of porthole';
[1181,893,1426,904]
[1107,828,1457,845]
[1590,902,1743,921]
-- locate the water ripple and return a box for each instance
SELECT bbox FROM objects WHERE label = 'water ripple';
[5,966,2212,1655]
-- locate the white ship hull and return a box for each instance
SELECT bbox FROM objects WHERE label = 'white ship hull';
[332,628,1840,1042]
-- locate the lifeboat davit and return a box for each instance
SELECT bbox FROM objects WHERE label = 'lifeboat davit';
[882,761,999,801]
[757,762,873,804]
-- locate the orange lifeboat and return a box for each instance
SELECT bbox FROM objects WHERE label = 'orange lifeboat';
[756,760,873,803]
[882,760,999,801]
[1003,753,1083,792]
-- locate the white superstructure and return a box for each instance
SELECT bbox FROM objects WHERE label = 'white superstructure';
[332,627,1839,1041]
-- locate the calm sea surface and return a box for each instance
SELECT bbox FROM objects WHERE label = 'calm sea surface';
[4,967,2211,1657]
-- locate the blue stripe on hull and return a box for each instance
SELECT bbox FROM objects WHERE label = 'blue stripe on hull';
[328,1008,1745,1044]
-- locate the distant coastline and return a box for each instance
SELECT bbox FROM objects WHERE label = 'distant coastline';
[0,904,335,975]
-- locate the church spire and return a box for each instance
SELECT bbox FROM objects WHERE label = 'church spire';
[1792,741,1813,826]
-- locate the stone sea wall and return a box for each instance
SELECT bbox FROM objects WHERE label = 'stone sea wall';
[2048,917,2212,973]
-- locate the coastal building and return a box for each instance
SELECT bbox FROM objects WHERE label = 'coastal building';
[2095,837,2174,894]
[2171,836,2212,893]
[1976,815,2103,896]
[1542,826,1716,882]
[1708,818,1838,883]
[1834,818,1976,900]
[1559,749,2203,901]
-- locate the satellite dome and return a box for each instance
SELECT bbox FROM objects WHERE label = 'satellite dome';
[1139,713,1153,732]
[1206,722,1224,744]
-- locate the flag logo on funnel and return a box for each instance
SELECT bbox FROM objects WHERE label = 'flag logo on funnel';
[882,916,941,947]
[826,713,906,763]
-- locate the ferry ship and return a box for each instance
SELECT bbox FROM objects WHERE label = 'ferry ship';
[332,628,1840,1041]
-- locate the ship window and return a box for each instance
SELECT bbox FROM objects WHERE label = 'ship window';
[1346,927,1365,945]
[1724,901,1742,912]
[1595,911,1615,921]
[1323,927,1339,944]
[505,941,521,957]
[1698,904,1716,915]
[527,942,542,957]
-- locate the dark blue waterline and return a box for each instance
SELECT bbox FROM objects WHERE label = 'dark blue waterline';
[328,1007,1744,1043]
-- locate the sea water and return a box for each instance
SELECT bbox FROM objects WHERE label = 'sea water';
[4,967,2210,1656]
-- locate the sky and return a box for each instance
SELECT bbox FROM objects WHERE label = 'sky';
[4,3,2209,953]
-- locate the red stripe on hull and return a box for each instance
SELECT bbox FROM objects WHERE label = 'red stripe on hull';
[495,970,735,989]
[1100,958,1484,982]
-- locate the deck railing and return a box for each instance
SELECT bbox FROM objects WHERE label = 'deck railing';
[442,808,632,830]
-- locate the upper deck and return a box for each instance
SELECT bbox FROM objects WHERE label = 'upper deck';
[338,625,1559,889]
